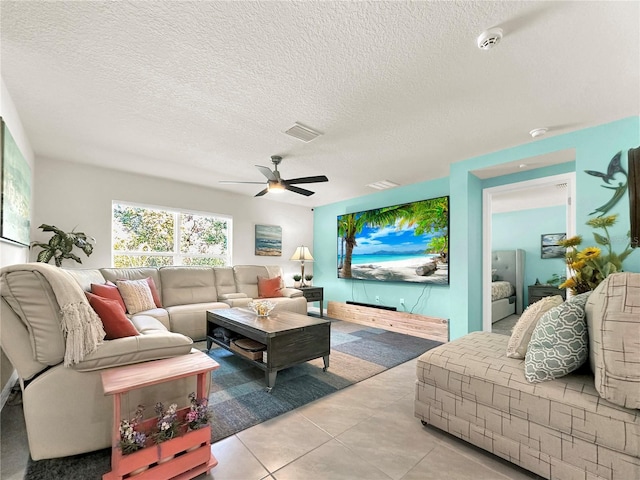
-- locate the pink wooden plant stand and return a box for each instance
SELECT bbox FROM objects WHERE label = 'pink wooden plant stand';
[101,351,219,480]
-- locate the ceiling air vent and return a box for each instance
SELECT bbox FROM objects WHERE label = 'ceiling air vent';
[283,123,322,142]
[367,180,399,190]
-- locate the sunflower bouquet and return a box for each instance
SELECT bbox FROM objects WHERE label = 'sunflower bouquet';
[558,214,635,294]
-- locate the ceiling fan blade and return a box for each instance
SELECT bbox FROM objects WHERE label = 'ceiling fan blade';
[285,185,315,196]
[255,188,269,197]
[256,165,277,181]
[285,175,329,185]
[219,181,266,185]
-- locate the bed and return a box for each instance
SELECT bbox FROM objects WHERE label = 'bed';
[491,249,525,323]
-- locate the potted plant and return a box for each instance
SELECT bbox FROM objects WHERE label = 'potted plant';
[30,224,95,267]
[293,274,302,288]
[304,274,313,286]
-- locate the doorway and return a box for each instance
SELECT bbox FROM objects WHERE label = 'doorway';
[481,172,576,332]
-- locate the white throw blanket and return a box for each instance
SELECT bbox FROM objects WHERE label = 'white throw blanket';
[1,263,106,366]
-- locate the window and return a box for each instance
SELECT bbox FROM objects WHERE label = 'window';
[112,202,231,267]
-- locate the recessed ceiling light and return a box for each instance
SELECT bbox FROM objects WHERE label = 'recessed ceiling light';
[477,28,503,50]
[367,180,400,190]
[529,128,548,138]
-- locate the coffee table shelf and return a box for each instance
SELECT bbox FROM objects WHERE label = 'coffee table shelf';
[207,308,330,392]
[101,351,219,480]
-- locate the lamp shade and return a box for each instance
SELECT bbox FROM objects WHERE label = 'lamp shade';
[290,246,314,262]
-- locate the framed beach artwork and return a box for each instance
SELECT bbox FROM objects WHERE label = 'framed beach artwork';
[541,233,566,259]
[1,118,31,246]
[255,224,282,256]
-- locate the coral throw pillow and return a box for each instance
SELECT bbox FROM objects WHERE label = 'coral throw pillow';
[86,292,138,340]
[115,279,156,314]
[257,276,283,298]
[145,277,162,308]
[91,282,126,312]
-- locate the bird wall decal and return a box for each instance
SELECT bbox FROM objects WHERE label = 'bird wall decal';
[585,151,628,217]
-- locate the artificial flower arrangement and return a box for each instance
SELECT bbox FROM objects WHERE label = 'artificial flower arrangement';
[558,214,635,294]
[153,402,180,443]
[186,392,211,431]
[118,394,211,454]
[119,405,147,454]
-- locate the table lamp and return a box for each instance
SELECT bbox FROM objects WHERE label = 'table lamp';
[290,246,314,287]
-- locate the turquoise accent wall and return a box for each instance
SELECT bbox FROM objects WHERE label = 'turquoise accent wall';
[492,206,567,305]
[315,116,639,340]
[313,177,450,320]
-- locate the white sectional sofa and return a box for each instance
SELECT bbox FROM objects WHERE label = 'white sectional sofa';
[0,263,306,460]
[66,264,308,340]
[415,272,640,480]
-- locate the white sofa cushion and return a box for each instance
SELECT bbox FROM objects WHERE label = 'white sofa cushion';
[233,265,269,298]
[70,331,193,371]
[0,270,65,366]
[159,266,217,307]
[165,302,228,340]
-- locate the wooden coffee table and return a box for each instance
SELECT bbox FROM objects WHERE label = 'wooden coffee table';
[206,308,330,392]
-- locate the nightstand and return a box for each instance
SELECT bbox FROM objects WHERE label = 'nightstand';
[298,286,324,317]
[528,284,566,306]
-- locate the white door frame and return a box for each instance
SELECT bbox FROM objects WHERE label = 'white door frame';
[482,172,576,331]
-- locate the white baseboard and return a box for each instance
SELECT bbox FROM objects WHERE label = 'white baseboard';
[0,370,19,411]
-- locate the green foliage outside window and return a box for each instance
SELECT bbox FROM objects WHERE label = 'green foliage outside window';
[112,203,230,267]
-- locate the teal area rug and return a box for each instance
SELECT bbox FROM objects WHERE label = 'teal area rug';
[24,319,441,479]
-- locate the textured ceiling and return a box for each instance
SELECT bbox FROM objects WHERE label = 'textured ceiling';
[1,1,638,208]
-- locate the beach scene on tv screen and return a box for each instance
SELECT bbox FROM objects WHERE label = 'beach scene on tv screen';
[337,196,449,284]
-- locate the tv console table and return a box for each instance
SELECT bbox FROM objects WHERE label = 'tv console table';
[101,351,219,480]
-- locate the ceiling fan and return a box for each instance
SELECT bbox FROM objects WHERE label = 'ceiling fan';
[220,156,329,197]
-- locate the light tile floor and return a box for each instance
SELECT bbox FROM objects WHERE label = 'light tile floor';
[1,359,541,480]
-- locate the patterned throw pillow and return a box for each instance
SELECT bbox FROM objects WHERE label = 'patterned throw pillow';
[115,279,156,314]
[524,292,592,383]
[506,295,564,358]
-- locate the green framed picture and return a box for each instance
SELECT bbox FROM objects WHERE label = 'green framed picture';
[1,118,31,246]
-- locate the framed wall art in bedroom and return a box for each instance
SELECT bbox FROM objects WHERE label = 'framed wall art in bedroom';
[541,232,566,259]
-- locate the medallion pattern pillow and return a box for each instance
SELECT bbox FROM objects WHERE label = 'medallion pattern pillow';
[524,292,591,383]
[506,295,564,359]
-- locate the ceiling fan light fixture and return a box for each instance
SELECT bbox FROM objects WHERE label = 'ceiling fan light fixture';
[268,181,285,193]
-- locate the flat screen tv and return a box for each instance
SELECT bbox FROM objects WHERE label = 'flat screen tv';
[337,195,449,284]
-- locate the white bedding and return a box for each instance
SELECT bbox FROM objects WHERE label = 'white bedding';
[491,281,515,301]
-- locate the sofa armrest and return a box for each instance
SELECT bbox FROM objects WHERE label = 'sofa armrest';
[70,332,193,372]
[219,292,248,301]
[281,288,303,298]
[223,297,252,308]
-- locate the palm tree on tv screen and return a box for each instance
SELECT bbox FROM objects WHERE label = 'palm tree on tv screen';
[338,197,449,278]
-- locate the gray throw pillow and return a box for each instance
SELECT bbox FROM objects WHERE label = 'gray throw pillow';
[524,292,591,383]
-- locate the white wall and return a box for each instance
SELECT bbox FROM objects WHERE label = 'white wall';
[32,157,314,283]
[0,78,35,407]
